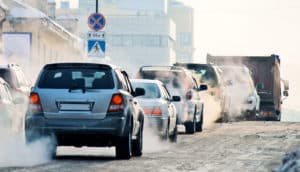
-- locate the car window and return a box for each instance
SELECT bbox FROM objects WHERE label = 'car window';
[132,82,160,99]
[140,70,190,89]
[121,71,133,93]
[0,69,13,86]
[160,84,171,100]
[115,70,129,91]
[38,67,114,89]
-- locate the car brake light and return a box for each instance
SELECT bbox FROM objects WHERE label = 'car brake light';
[143,108,162,116]
[262,111,272,116]
[152,108,162,115]
[29,93,43,112]
[143,109,152,115]
[108,94,124,113]
[186,90,192,100]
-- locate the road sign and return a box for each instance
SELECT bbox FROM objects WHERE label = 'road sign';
[87,31,105,40]
[88,39,106,58]
[88,13,106,31]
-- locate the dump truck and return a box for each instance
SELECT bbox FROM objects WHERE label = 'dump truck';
[207,54,289,121]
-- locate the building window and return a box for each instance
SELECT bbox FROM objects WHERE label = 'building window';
[61,1,70,9]
[111,35,123,46]
[110,35,173,47]
[179,32,192,46]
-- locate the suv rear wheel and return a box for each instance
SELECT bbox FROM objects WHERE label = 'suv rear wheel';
[196,107,204,132]
[116,130,132,159]
[185,115,196,134]
[132,123,143,157]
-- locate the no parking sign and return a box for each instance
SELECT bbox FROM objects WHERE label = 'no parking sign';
[87,13,106,31]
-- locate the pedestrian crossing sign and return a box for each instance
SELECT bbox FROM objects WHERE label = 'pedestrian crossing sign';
[87,40,106,58]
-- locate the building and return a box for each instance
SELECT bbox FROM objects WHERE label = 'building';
[0,0,83,74]
[169,0,195,62]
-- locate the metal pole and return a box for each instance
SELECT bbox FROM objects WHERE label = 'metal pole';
[96,0,99,13]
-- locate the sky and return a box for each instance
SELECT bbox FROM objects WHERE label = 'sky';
[179,0,300,110]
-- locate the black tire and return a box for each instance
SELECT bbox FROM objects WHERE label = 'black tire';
[132,124,143,157]
[169,120,178,143]
[276,111,281,121]
[196,107,204,132]
[185,115,196,134]
[247,109,257,121]
[161,119,170,141]
[116,130,132,159]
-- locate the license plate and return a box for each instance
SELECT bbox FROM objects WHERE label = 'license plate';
[59,104,91,111]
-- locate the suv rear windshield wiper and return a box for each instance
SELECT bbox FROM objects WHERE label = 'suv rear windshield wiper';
[68,85,86,93]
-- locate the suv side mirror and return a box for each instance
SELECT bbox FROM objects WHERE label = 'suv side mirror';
[171,96,181,102]
[283,90,289,97]
[198,84,208,91]
[134,87,145,97]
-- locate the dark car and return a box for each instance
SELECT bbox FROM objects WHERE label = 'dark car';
[25,63,145,159]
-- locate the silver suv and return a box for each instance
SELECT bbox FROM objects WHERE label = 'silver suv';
[25,63,145,159]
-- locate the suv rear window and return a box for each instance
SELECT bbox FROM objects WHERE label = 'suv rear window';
[0,69,12,86]
[38,67,114,89]
[139,70,191,89]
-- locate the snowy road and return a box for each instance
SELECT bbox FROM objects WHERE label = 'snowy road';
[1,121,300,172]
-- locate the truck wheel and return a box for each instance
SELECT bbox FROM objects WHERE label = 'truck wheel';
[185,115,196,134]
[132,124,143,157]
[196,108,204,132]
[116,130,132,159]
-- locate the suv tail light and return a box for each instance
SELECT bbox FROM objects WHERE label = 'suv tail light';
[108,94,124,113]
[186,90,192,100]
[29,92,43,113]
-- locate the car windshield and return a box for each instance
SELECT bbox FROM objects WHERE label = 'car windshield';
[38,67,114,89]
[132,82,160,99]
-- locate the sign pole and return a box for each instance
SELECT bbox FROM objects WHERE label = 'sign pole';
[96,0,99,13]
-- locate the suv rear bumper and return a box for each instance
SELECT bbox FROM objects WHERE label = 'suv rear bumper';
[25,114,129,147]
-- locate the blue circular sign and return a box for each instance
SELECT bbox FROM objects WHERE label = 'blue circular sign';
[88,13,106,31]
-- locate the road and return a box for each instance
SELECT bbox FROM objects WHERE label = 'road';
[1,121,300,172]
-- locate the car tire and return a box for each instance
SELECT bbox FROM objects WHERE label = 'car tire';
[196,107,204,132]
[247,109,257,121]
[132,124,143,157]
[116,130,132,160]
[169,119,178,143]
[276,111,281,121]
[185,115,196,134]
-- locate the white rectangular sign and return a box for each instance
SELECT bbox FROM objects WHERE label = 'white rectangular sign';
[87,31,105,40]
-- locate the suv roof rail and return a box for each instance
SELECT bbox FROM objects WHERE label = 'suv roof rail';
[139,65,185,71]
[7,64,19,68]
